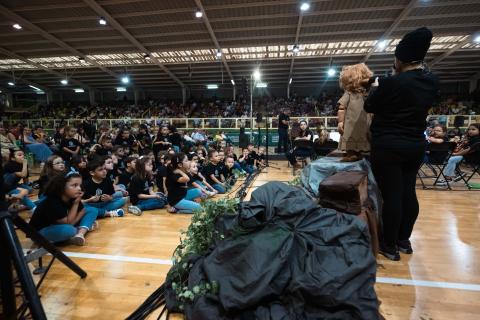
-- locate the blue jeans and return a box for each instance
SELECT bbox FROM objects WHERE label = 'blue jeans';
[186,188,202,200]
[85,197,127,217]
[241,164,254,174]
[8,188,36,210]
[174,198,202,214]
[136,198,166,211]
[212,183,226,194]
[38,206,98,243]
[444,155,463,177]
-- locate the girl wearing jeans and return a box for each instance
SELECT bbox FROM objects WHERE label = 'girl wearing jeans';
[29,172,99,246]
[127,156,166,215]
[166,153,202,214]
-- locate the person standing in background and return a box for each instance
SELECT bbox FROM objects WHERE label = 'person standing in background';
[277,108,290,153]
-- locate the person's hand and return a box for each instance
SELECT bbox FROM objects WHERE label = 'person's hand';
[372,77,379,87]
[100,194,112,202]
[121,189,129,196]
[74,192,84,204]
[338,122,344,135]
[90,195,100,202]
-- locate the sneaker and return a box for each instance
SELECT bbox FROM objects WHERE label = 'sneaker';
[453,174,466,182]
[397,240,413,254]
[90,221,100,231]
[105,209,124,217]
[127,205,142,216]
[167,206,177,213]
[379,245,400,261]
[69,234,85,246]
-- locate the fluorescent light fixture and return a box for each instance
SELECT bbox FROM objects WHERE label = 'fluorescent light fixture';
[292,45,300,53]
[60,79,68,85]
[36,91,45,95]
[78,57,85,62]
[99,17,107,25]
[116,87,127,92]
[144,54,151,60]
[256,82,268,88]
[289,78,293,85]
[8,82,15,86]
[231,79,235,85]
[474,35,480,43]
[253,69,261,81]
[327,68,336,77]
[12,23,22,30]
[29,85,41,91]
[207,84,218,89]
[74,88,85,93]
[0,90,2,93]
[377,40,388,50]
[121,76,129,84]
[300,3,310,11]
[216,49,222,58]
[195,9,203,18]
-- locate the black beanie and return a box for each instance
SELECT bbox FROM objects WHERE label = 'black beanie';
[395,27,433,63]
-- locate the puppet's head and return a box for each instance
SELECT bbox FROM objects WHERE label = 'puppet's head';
[339,63,373,93]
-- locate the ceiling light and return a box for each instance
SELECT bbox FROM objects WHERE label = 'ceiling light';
[327,68,336,77]
[12,23,22,30]
[292,45,300,53]
[99,17,107,25]
[8,82,15,86]
[29,85,41,91]
[207,84,218,89]
[377,40,388,50]
[216,49,222,58]
[256,82,268,88]
[78,57,85,62]
[0,90,2,93]
[300,3,310,11]
[121,76,129,84]
[253,69,261,81]
[60,79,68,85]
[36,91,45,95]
[144,54,151,60]
[474,35,480,43]
[289,78,293,85]
[231,79,235,85]
[74,88,85,93]
[116,87,127,92]
[195,9,203,18]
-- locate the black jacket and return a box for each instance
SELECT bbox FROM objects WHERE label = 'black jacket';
[365,69,439,148]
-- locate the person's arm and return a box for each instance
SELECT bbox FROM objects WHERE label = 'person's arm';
[173,169,190,183]
[83,195,100,203]
[427,136,444,144]
[209,173,223,185]
[453,147,470,156]
[57,195,84,225]
[14,159,29,178]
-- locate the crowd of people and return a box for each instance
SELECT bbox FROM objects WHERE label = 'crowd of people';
[2,122,270,246]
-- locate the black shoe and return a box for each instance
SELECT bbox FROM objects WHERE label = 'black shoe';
[379,245,400,261]
[397,240,413,254]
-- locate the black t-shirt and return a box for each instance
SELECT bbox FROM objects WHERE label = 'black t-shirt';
[128,176,152,205]
[278,113,290,130]
[61,138,80,161]
[154,135,171,151]
[3,161,26,189]
[117,170,133,187]
[169,133,182,147]
[82,176,115,202]
[202,163,222,185]
[166,172,187,206]
[114,136,135,147]
[106,169,116,182]
[95,147,112,156]
[155,163,168,193]
[29,196,84,231]
[298,129,314,141]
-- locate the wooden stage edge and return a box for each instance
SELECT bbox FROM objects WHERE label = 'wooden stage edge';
[18,160,480,320]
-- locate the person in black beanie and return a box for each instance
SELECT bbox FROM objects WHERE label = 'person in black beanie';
[364,27,440,261]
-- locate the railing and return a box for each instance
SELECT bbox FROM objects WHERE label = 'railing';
[4,114,479,132]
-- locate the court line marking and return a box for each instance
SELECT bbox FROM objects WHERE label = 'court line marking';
[49,251,480,292]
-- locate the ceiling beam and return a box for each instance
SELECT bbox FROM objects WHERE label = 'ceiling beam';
[194,0,235,86]
[0,47,92,90]
[0,4,120,81]
[81,0,185,88]
[429,32,479,67]
[288,6,305,85]
[0,71,49,91]
[361,0,417,63]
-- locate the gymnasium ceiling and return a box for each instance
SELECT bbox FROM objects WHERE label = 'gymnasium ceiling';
[0,0,479,93]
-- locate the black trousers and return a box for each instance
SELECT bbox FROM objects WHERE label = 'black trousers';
[370,145,425,250]
[277,128,289,153]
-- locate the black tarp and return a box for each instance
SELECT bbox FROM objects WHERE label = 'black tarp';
[166,182,379,320]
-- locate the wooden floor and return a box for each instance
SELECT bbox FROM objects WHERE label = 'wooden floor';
[17,160,480,320]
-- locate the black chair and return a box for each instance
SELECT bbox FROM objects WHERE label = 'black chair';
[314,140,339,157]
[288,139,315,174]
[457,142,480,189]
[417,141,456,190]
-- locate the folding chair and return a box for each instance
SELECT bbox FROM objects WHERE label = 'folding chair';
[457,142,480,190]
[314,140,339,157]
[288,139,315,174]
[417,142,456,190]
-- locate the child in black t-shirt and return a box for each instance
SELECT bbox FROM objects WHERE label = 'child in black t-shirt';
[29,172,98,246]
[3,149,36,211]
[82,158,126,218]
[256,147,266,169]
[188,160,217,197]
[238,149,255,174]
[224,155,236,186]
[165,153,202,213]
[201,150,226,193]
[112,145,126,175]
[70,154,89,180]
[116,156,136,188]
[155,151,169,194]
[38,155,66,198]
[61,126,80,164]
[127,156,166,215]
